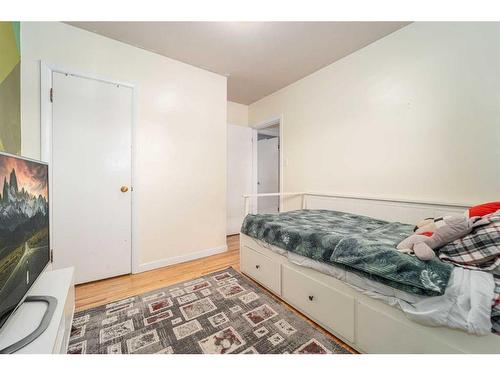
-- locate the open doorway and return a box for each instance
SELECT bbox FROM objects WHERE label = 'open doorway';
[254,119,281,214]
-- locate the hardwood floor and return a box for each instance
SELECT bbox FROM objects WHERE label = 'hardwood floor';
[75,235,240,311]
[75,234,356,353]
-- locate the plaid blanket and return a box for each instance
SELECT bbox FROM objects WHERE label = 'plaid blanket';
[438,212,500,335]
[438,214,500,271]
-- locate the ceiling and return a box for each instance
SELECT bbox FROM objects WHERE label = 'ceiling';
[68,22,410,105]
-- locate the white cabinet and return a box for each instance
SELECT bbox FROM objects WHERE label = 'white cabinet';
[0,267,75,354]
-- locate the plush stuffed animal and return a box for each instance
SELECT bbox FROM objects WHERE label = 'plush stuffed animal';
[413,217,438,233]
[397,215,489,260]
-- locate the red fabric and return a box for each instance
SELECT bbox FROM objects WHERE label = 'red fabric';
[469,202,500,217]
[420,231,434,237]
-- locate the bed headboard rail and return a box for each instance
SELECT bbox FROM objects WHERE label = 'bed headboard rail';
[243,192,471,224]
[304,193,470,224]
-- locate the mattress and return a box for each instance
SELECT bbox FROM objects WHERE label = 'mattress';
[287,250,423,303]
[241,209,453,296]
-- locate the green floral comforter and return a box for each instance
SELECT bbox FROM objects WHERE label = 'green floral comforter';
[241,209,453,296]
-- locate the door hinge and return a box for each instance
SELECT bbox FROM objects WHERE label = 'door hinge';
[50,249,54,263]
[49,88,53,103]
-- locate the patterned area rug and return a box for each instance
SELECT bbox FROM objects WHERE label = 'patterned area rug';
[68,267,352,354]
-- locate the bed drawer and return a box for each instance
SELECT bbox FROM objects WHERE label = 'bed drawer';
[240,245,281,295]
[282,264,355,343]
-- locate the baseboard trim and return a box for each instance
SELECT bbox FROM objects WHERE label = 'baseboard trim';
[136,245,228,274]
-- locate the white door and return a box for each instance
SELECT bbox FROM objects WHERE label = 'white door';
[227,124,253,235]
[51,72,133,284]
[257,137,279,213]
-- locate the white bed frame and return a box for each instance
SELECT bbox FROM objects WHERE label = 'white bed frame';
[239,192,500,353]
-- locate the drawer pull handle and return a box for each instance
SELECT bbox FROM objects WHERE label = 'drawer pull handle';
[308,295,314,301]
[255,265,260,269]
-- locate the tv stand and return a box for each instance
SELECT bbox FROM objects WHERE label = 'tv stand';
[0,296,58,354]
[0,267,74,354]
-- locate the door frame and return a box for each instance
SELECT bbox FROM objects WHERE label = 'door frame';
[40,61,140,274]
[252,115,284,213]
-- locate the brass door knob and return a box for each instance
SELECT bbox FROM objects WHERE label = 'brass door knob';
[121,186,129,193]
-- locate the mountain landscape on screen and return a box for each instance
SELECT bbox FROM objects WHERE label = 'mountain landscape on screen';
[0,155,49,309]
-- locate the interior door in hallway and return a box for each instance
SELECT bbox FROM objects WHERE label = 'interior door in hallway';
[257,136,279,213]
[51,72,133,284]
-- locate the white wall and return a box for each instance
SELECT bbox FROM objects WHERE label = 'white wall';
[227,101,249,126]
[227,124,253,235]
[21,22,227,270]
[226,102,251,232]
[249,22,500,207]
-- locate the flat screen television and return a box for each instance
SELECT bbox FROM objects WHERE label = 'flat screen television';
[0,152,50,331]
